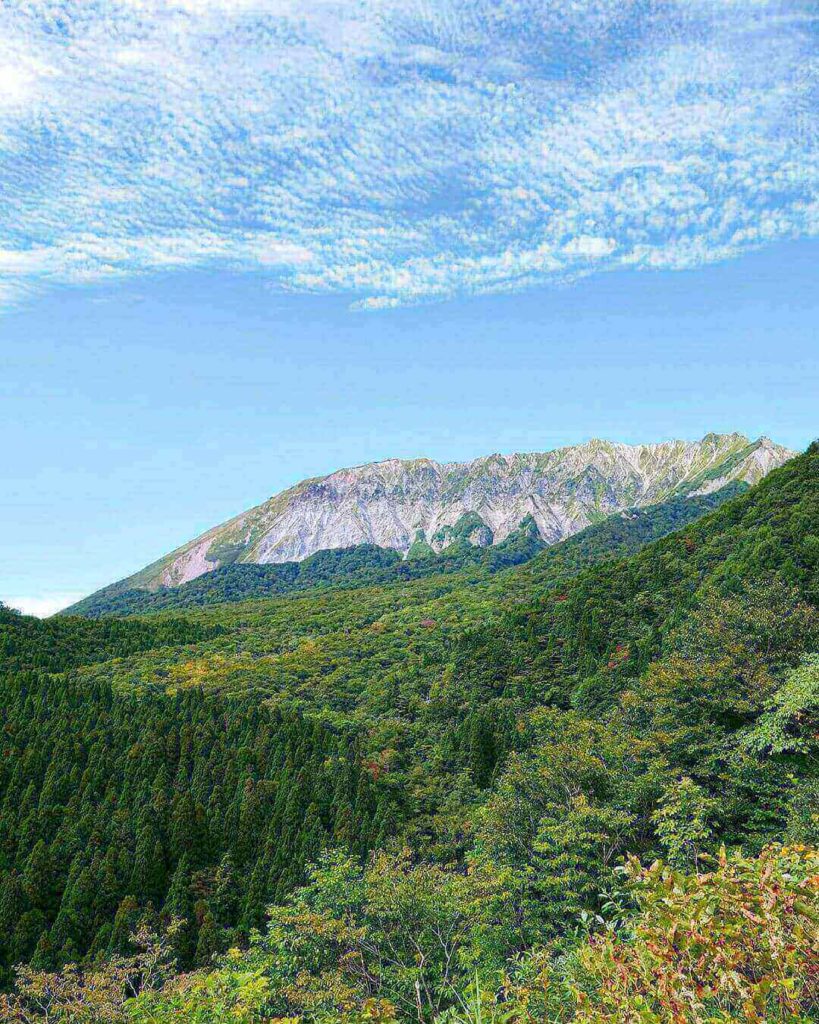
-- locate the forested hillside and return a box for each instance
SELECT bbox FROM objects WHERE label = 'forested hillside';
[1,445,818,1023]
[0,606,220,673]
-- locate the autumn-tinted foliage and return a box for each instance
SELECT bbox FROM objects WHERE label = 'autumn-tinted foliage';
[573,844,819,1023]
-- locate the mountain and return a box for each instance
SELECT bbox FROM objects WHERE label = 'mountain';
[73,432,793,607]
[68,487,744,618]
[3,441,817,993]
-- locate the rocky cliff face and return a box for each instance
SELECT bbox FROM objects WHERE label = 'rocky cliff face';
[121,433,794,591]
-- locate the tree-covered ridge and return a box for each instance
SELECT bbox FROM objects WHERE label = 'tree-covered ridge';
[63,514,545,619]
[0,604,220,674]
[0,444,817,1021]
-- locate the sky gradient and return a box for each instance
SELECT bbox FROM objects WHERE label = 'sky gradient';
[3,239,818,615]
[1,1,818,613]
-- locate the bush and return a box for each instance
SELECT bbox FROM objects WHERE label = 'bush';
[571,844,819,1023]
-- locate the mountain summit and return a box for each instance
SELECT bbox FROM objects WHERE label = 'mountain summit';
[104,433,792,596]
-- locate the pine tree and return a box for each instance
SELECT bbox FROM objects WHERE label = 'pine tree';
[22,840,59,914]
[240,854,272,935]
[212,852,241,926]
[163,855,196,967]
[107,895,140,956]
[130,824,166,908]
[194,907,222,967]
[29,929,56,971]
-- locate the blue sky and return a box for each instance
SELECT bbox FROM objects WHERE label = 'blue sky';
[0,0,818,613]
[3,240,818,615]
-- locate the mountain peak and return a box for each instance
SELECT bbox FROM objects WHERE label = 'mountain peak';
[90,433,794,597]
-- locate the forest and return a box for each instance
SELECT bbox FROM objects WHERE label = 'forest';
[1,445,818,1022]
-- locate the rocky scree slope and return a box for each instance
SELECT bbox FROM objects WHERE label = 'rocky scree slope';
[92,432,793,596]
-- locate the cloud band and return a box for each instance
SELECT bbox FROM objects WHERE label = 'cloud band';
[0,0,817,309]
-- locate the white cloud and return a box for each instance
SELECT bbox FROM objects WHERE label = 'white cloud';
[0,64,35,107]
[4,594,85,618]
[563,236,616,259]
[0,0,816,309]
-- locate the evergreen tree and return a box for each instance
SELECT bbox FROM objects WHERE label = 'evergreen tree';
[193,907,222,967]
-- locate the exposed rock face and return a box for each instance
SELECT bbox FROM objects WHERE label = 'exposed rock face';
[123,433,794,591]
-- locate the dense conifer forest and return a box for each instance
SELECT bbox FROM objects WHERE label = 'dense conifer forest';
[1,446,818,1022]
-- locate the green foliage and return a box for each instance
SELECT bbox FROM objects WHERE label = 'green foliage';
[2,444,819,1021]
[0,917,181,1022]
[432,512,493,549]
[571,844,819,1023]
[131,842,819,1023]
[651,777,717,868]
[473,710,660,948]
[745,654,819,755]
[129,954,276,1024]
[263,849,507,1019]
[133,848,508,1023]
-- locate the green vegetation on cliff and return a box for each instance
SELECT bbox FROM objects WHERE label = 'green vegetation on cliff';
[66,487,739,618]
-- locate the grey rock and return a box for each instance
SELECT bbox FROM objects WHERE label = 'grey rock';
[124,432,794,591]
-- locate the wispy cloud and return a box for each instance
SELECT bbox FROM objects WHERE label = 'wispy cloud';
[0,0,817,309]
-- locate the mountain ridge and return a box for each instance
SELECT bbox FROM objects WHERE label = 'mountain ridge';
[78,432,794,603]
[66,487,744,618]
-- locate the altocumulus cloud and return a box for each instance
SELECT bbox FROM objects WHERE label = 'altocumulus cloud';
[0,0,817,309]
